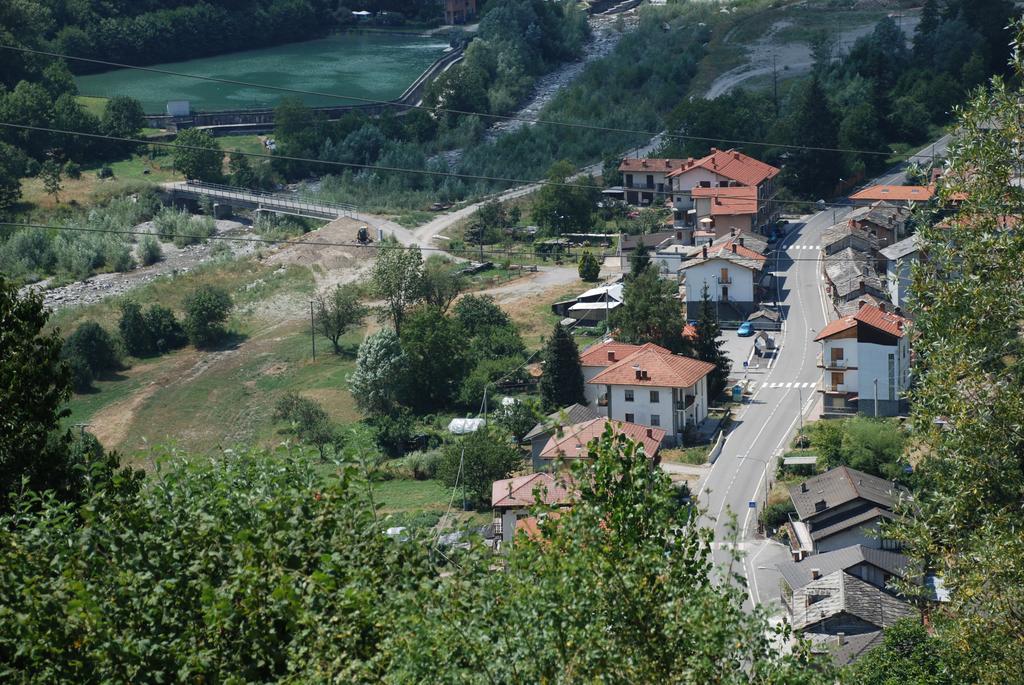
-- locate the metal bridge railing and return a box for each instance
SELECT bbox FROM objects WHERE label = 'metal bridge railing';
[171,181,357,218]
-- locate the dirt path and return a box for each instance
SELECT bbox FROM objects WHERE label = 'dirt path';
[704,12,920,99]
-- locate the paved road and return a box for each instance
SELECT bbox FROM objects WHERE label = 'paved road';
[698,134,950,614]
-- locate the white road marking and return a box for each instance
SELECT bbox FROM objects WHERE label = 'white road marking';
[785,382,793,388]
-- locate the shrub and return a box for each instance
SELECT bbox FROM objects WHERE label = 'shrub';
[96,165,113,179]
[137,234,163,266]
[372,409,415,458]
[119,300,153,357]
[153,207,214,247]
[62,321,122,390]
[106,243,135,272]
[63,161,82,179]
[436,427,522,510]
[760,500,796,533]
[145,305,187,353]
[405,450,442,480]
[273,392,340,459]
[183,284,233,348]
[0,229,55,279]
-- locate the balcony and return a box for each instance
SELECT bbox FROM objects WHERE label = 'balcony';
[716,276,732,284]
[818,379,848,393]
[675,395,696,411]
[816,353,850,370]
[597,394,609,407]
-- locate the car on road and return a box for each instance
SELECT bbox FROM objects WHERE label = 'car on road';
[737,322,754,337]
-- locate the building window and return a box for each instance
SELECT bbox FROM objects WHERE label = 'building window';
[649,390,659,403]
[625,389,634,402]
[625,412,635,423]
[625,174,633,187]
[650,414,660,426]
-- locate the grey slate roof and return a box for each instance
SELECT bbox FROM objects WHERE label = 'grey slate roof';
[776,545,909,591]
[790,571,916,631]
[810,507,896,541]
[824,248,884,298]
[815,630,886,666]
[789,466,903,520]
[879,234,921,261]
[524,403,602,442]
[848,201,909,228]
[822,223,879,250]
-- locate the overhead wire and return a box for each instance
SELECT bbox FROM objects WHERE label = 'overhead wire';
[0,121,953,210]
[0,43,945,160]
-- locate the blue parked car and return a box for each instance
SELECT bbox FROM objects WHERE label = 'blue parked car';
[737,322,755,337]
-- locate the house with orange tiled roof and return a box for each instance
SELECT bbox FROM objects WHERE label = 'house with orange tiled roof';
[586,343,716,445]
[618,157,692,205]
[534,417,664,470]
[667,148,781,233]
[814,302,910,418]
[578,340,671,405]
[491,472,574,545]
[849,185,934,205]
[676,236,769,319]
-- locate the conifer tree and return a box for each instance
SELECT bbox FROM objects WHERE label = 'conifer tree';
[539,322,585,410]
[695,283,730,399]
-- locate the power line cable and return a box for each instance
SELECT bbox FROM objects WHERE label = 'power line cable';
[0,43,946,160]
[0,221,931,262]
[0,121,946,210]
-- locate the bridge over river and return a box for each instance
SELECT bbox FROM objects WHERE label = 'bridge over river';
[163,181,357,221]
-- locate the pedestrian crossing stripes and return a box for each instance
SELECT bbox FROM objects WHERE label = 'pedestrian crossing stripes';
[747,381,816,390]
[787,245,821,250]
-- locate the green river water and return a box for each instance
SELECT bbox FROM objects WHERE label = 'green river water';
[74,33,450,114]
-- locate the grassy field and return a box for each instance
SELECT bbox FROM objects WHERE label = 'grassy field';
[660,444,710,465]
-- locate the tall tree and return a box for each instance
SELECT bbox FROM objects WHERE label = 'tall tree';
[227,151,257,188]
[419,255,463,313]
[0,277,74,510]
[398,308,469,412]
[695,283,730,400]
[629,241,651,277]
[886,50,1024,684]
[532,160,597,235]
[39,159,62,203]
[371,244,423,335]
[436,427,522,509]
[784,76,842,198]
[350,329,407,416]
[172,128,224,182]
[610,267,690,354]
[315,283,367,355]
[578,251,600,281]
[539,322,585,410]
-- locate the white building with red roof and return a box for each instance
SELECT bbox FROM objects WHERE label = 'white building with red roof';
[667,148,781,232]
[618,157,692,206]
[676,236,768,319]
[814,302,910,417]
[534,417,664,470]
[582,340,715,445]
[491,472,574,545]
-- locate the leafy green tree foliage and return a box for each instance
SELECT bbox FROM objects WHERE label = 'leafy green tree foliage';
[39,159,62,203]
[885,58,1024,683]
[847,619,959,685]
[453,294,512,336]
[183,284,233,348]
[172,128,223,182]
[0,277,75,509]
[369,408,415,458]
[539,322,585,410]
[145,305,187,354]
[371,244,422,335]
[437,427,522,509]
[61,321,122,391]
[419,255,464,312]
[663,89,775,159]
[532,161,597,235]
[315,283,368,355]
[578,250,600,281]
[273,392,340,459]
[350,328,407,416]
[0,142,24,215]
[227,150,257,188]
[100,95,144,155]
[611,266,690,354]
[695,283,730,399]
[399,307,469,412]
[628,241,651,276]
[118,299,152,357]
[136,233,163,266]
[494,398,542,443]
[0,429,835,681]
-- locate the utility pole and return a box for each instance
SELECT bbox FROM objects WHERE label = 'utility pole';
[874,378,879,417]
[309,300,316,361]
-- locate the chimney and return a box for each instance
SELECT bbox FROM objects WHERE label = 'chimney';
[878,301,887,313]
[811,568,821,580]
[646,428,653,438]
[859,280,866,295]
[690,233,696,246]
[858,299,867,309]
[607,350,616,362]
[731,243,737,253]
[733,151,741,160]
[730,228,736,237]
[836,632,846,646]
[702,245,708,259]
[676,230,682,240]
[738,236,744,247]
[801,482,808,493]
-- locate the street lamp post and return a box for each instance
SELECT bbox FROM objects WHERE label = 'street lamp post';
[740,453,776,535]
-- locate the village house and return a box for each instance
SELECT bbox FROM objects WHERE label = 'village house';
[579,340,668,405]
[821,223,880,257]
[878,234,921,310]
[785,570,916,667]
[441,0,476,24]
[666,148,781,233]
[786,465,906,558]
[550,282,623,326]
[532,417,664,471]
[618,158,691,205]
[849,185,933,208]
[814,302,910,417]
[844,201,912,247]
[823,248,888,314]
[677,235,768,318]
[491,472,573,546]
[582,341,715,446]
[523,403,602,465]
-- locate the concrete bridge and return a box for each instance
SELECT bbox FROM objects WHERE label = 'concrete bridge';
[163,181,357,221]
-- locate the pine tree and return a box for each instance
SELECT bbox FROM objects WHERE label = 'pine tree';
[695,283,731,400]
[578,251,600,281]
[629,241,651,277]
[610,267,691,354]
[539,323,585,411]
[785,76,842,198]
